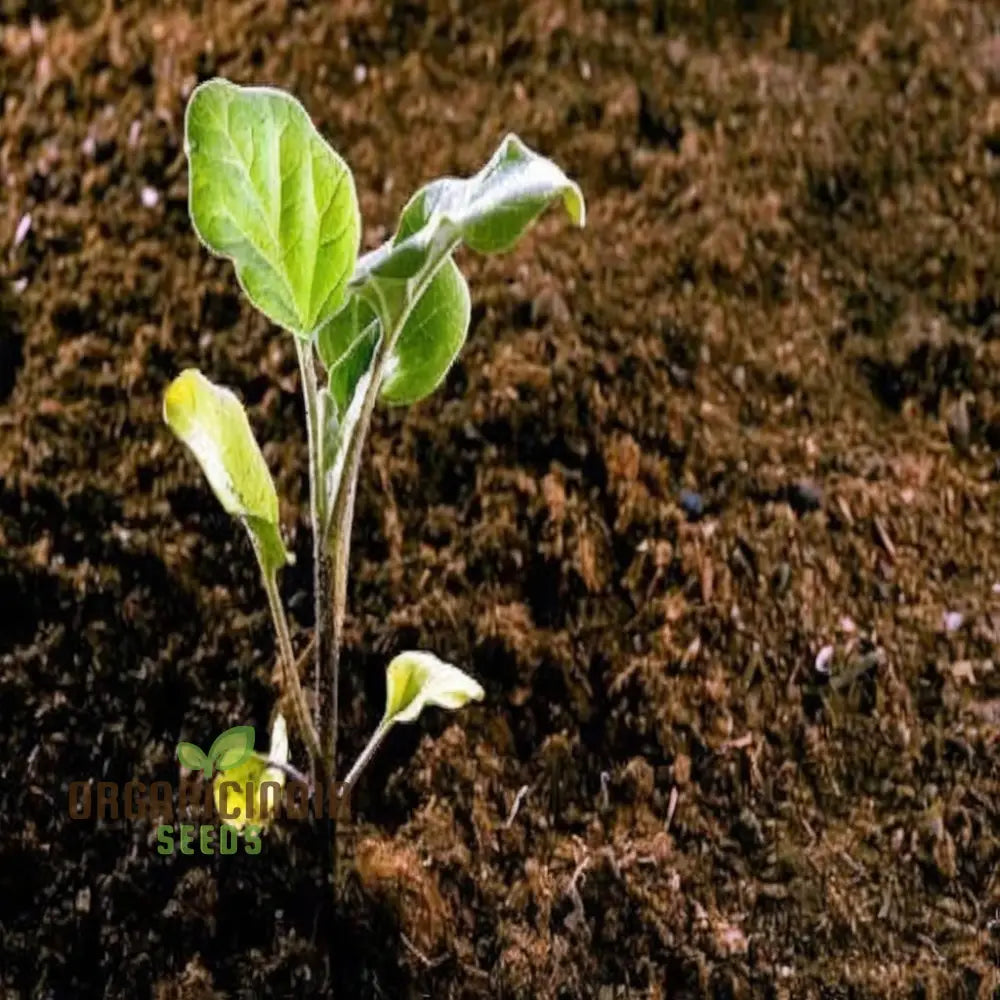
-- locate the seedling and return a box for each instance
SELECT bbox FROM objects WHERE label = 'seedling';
[164,79,584,856]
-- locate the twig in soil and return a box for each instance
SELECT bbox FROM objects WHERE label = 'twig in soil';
[838,848,866,877]
[400,933,449,970]
[460,963,490,981]
[873,515,896,561]
[916,933,945,962]
[718,733,753,752]
[504,784,532,828]
[665,786,679,831]
[564,856,591,936]
[830,649,885,691]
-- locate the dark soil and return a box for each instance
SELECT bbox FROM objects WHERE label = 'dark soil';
[2,1,1000,997]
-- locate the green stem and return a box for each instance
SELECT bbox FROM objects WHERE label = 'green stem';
[320,260,453,862]
[263,758,312,788]
[295,338,338,796]
[258,559,322,767]
[295,337,325,724]
[337,718,392,810]
[322,296,410,790]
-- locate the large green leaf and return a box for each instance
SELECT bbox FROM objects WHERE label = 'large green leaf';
[352,133,584,286]
[163,369,289,574]
[185,79,360,338]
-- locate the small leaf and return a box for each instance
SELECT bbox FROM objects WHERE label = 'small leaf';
[316,293,375,372]
[318,258,470,409]
[176,742,209,772]
[163,369,289,575]
[330,329,379,414]
[213,716,288,832]
[381,258,470,405]
[352,134,584,286]
[186,79,360,337]
[316,295,379,416]
[383,651,484,726]
[209,725,256,774]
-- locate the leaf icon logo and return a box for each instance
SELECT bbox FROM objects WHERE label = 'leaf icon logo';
[176,726,255,778]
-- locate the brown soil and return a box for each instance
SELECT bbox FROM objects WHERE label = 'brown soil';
[2,1,1000,997]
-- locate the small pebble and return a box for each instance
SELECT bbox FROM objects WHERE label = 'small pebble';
[288,591,310,618]
[353,64,368,84]
[733,806,765,851]
[13,213,31,248]
[947,396,971,452]
[666,37,689,68]
[943,611,964,633]
[788,480,823,514]
[679,489,704,520]
[140,186,160,209]
[815,644,834,675]
[532,286,570,325]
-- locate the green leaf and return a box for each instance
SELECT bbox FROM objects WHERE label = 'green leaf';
[383,651,484,726]
[352,133,584,286]
[176,742,210,772]
[316,295,379,416]
[163,369,289,575]
[318,258,470,409]
[381,258,470,405]
[213,716,288,832]
[185,79,360,338]
[208,725,256,775]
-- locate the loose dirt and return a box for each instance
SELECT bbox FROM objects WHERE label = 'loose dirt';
[1,1,999,997]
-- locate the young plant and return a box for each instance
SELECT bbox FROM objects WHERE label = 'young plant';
[164,79,584,837]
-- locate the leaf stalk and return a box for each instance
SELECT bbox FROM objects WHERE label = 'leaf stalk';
[295,339,333,785]
[257,551,322,770]
[321,258,448,795]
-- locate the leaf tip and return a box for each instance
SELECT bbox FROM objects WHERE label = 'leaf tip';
[564,181,586,228]
[163,368,200,434]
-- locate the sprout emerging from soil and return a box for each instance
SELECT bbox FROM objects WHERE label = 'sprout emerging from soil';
[162,79,584,861]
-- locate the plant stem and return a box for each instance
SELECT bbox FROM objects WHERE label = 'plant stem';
[323,345,390,793]
[322,267,443,783]
[337,718,391,810]
[259,562,322,767]
[295,339,326,733]
[262,758,312,788]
